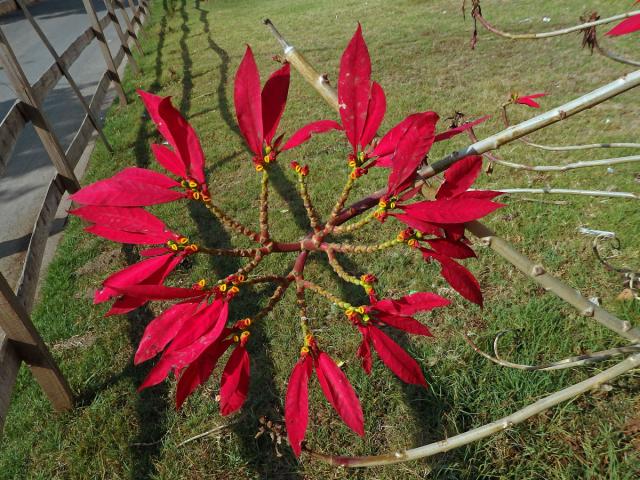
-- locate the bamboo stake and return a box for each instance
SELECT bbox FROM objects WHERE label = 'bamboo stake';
[473,8,640,40]
[304,352,640,467]
[16,0,113,152]
[519,141,640,152]
[494,188,638,199]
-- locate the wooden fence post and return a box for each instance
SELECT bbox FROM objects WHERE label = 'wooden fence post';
[103,0,140,74]
[127,0,144,34]
[114,0,143,55]
[0,273,73,412]
[0,28,80,193]
[16,0,113,153]
[81,0,128,105]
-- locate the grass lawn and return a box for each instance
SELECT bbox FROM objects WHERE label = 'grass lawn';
[1,0,639,478]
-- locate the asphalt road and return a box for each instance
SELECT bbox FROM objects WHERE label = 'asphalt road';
[0,0,137,290]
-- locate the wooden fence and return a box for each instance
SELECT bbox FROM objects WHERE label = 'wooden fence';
[0,0,151,434]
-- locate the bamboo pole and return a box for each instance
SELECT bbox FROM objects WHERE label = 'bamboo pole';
[488,155,640,172]
[495,188,638,199]
[16,0,113,152]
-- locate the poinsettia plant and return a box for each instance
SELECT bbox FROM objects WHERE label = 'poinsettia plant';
[70,24,503,457]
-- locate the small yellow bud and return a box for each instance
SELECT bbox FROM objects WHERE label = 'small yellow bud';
[188,180,198,189]
[170,244,178,251]
[263,155,271,163]
[219,283,227,292]
[197,279,206,287]
[265,145,272,154]
[256,164,264,172]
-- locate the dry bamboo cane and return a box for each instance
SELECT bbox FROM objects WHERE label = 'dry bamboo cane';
[266,19,640,467]
[485,154,640,172]
[473,9,640,40]
[493,188,638,199]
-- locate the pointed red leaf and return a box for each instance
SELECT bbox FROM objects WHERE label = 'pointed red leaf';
[285,355,312,456]
[373,311,433,336]
[374,292,451,316]
[424,250,483,306]
[71,205,167,234]
[426,238,476,259]
[140,247,172,257]
[110,284,209,301]
[391,212,444,237]
[515,93,547,109]
[315,352,364,436]
[401,197,503,224]
[261,63,290,144]
[176,339,232,409]
[151,144,187,179]
[371,113,421,160]
[436,155,483,199]
[606,14,640,36]
[386,112,438,195]
[71,177,185,207]
[280,120,343,151]
[369,326,427,386]
[134,301,200,365]
[113,167,181,188]
[360,81,386,148]
[220,346,250,415]
[234,46,263,154]
[84,225,171,245]
[169,300,228,353]
[338,24,371,151]
[434,115,490,142]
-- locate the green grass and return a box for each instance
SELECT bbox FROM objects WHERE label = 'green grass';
[2,0,639,478]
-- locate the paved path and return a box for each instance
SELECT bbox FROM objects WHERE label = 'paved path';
[0,0,136,290]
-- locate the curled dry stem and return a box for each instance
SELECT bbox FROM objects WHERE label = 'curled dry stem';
[463,331,640,371]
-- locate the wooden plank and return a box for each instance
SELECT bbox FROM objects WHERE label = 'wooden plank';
[31,26,95,104]
[0,273,73,412]
[0,331,21,435]
[0,28,79,193]
[65,71,111,165]
[82,0,127,105]
[99,11,111,31]
[15,176,65,313]
[0,101,27,174]
[114,0,143,55]
[17,0,112,153]
[114,45,126,68]
[103,0,140,74]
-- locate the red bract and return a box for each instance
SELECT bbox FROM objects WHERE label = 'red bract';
[285,338,364,457]
[138,91,209,198]
[70,167,187,207]
[70,205,179,245]
[606,10,640,36]
[514,93,547,108]
[234,47,342,171]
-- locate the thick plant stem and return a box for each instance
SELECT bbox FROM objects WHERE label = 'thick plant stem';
[473,9,640,40]
[254,280,292,322]
[322,239,402,254]
[332,210,376,235]
[204,200,261,243]
[303,352,640,466]
[298,175,322,232]
[260,170,270,243]
[198,247,264,257]
[324,175,355,233]
[325,249,362,286]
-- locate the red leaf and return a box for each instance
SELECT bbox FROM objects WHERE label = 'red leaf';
[151,144,187,179]
[138,91,206,184]
[176,340,232,409]
[315,352,364,436]
[261,63,290,144]
[234,46,263,154]
[360,82,386,148]
[386,112,438,195]
[113,167,181,188]
[391,212,444,237]
[515,93,547,109]
[71,205,167,234]
[338,24,371,151]
[169,300,228,353]
[220,346,250,415]
[426,238,476,259]
[134,301,200,365]
[140,247,172,257]
[95,253,176,304]
[110,284,209,301]
[371,113,420,161]
[373,311,433,336]
[356,325,372,374]
[436,155,483,199]
[401,197,503,224]
[374,292,451,316]
[424,250,483,306]
[71,177,185,207]
[285,355,312,456]
[280,120,343,151]
[84,225,171,245]
[369,326,427,386]
[606,14,640,36]
[433,115,490,143]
